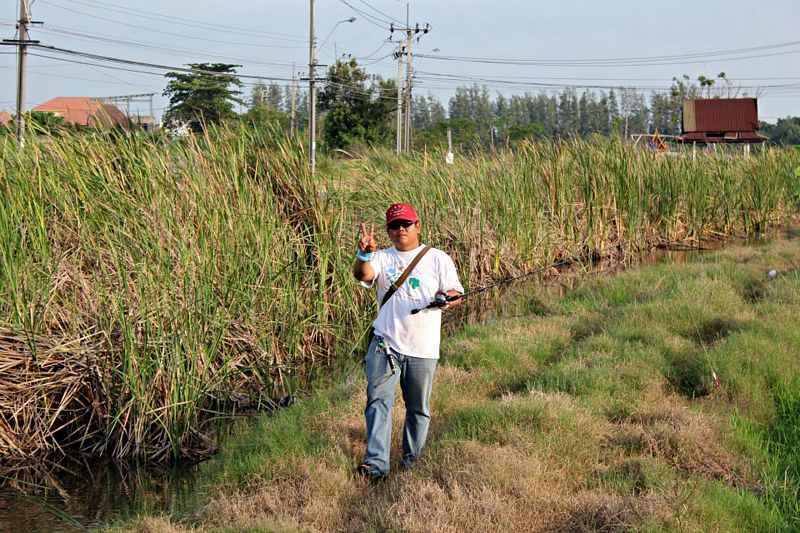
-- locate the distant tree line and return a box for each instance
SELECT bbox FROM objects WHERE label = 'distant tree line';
[760,117,800,146]
[13,62,795,148]
[171,63,798,149]
[411,73,782,150]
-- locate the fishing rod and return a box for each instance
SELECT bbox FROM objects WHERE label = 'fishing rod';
[411,250,599,314]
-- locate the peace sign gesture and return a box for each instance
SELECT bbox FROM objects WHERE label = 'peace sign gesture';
[358,222,377,253]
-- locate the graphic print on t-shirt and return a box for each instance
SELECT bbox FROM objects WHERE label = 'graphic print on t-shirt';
[386,263,421,298]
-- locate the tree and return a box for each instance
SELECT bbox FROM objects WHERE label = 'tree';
[762,117,800,145]
[1,111,71,137]
[245,80,289,134]
[282,87,309,132]
[243,102,289,133]
[650,75,699,135]
[251,81,283,110]
[508,122,545,141]
[618,87,649,138]
[448,84,493,147]
[578,90,594,136]
[318,58,396,150]
[414,117,477,151]
[163,63,243,132]
[412,93,446,131]
[697,72,747,99]
[596,91,613,135]
[28,111,68,133]
[557,88,579,136]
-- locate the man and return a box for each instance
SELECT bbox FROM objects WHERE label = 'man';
[353,202,463,479]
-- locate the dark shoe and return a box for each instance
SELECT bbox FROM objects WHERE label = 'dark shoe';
[399,454,418,471]
[357,463,388,480]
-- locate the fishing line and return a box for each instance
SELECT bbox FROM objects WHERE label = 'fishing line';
[412,249,601,314]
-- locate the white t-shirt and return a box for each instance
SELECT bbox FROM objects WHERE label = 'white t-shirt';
[361,244,464,359]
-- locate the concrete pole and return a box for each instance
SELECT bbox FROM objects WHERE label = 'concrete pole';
[404,5,412,152]
[290,64,297,137]
[16,0,30,147]
[396,39,403,155]
[308,0,317,174]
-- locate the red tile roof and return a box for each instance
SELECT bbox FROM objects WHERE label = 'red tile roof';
[32,97,128,128]
[0,111,11,125]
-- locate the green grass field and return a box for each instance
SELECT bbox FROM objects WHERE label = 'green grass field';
[119,237,800,532]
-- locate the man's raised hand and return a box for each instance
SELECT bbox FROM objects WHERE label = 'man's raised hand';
[358,223,377,252]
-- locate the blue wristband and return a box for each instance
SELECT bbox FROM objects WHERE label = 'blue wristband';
[356,249,375,262]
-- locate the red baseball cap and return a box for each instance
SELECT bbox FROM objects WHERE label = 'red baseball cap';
[385,203,419,224]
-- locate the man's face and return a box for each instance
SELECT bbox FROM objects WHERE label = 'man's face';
[386,219,421,250]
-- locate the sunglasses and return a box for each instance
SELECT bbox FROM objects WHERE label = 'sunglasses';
[387,220,415,230]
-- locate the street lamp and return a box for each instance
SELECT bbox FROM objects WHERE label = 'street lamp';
[309,8,356,175]
[320,16,356,51]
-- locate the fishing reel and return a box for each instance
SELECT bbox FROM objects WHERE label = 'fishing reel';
[411,293,457,314]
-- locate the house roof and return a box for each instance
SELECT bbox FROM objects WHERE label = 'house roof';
[32,97,128,127]
[0,111,12,125]
[680,98,765,143]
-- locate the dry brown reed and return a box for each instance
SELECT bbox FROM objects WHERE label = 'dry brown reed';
[0,327,100,462]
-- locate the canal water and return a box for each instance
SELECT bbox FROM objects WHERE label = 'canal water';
[1,230,795,531]
[0,458,200,531]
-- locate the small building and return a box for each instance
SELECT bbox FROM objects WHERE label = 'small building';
[32,97,129,128]
[0,110,12,127]
[680,98,766,144]
[130,115,158,132]
[630,129,678,151]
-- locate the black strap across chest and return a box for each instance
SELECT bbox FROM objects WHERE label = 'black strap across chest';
[379,245,431,308]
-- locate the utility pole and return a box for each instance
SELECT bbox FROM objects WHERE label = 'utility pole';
[4,0,39,147]
[308,0,317,174]
[290,64,297,137]
[389,6,429,153]
[16,0,30,147]
[404,10,412,152]
[395,39,404,155]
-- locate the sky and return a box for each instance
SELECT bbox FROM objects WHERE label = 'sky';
[1,0,799,124]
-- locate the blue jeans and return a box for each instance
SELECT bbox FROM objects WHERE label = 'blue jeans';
[363,336,438,474]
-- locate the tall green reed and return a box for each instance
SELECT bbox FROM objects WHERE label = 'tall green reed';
[1,130,797,462]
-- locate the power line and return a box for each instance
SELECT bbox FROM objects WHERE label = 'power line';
[354,0,405,26]
[63,0,308,42]
[321,79,398,102]
[413,71,800,92]
[414,70,800,83]
[358,52,394,67]
[14,48,800,105]
[339,0,391,30]
[30,44,294,81]
[416,41,800,67]
[352,38,392,61]
[36,25,297,68]
[29,51,179,77]
[37,0,308,49]
[0,62,157,87]
[26,52,293,97]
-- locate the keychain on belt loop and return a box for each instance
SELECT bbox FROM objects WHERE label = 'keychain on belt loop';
[377,336,397,374]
